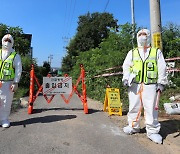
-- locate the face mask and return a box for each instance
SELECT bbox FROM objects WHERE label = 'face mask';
[138,35,147,47]
[2,41,12,50]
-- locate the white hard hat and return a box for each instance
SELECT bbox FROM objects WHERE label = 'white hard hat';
[137,29,151,47]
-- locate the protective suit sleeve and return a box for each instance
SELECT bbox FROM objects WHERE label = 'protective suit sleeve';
[157,49,168,85]
[122,50,133,82]
[13,54,22,83]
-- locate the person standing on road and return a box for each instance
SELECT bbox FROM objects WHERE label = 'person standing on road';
[0,34,22,128]
[122,29,167,144]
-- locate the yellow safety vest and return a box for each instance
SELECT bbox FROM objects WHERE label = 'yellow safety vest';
[131,47,158,84]
[0,49,17,81]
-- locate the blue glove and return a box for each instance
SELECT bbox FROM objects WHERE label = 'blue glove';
[156,84,164,92]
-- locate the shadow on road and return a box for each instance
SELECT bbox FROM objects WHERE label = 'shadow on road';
[11,115,77,127]
[32,108,83,114]
[138,119,180,139]
[160,119,180,139]
[88,108,102,114]
[31,107,101,114]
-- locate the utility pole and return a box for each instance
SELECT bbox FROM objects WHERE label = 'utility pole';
[131,0,135,48]
[149,0,163,50]
[48,54,53,68]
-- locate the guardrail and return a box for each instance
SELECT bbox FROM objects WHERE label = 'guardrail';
[94,57,180,78]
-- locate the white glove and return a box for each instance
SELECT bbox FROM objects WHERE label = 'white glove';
[123,79,128,87]
[156,84,164,92]
[11,83,18,92]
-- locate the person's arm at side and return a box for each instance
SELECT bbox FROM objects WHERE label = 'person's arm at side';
[122,50,133,86]
[157,49,168,92]
[11,54,22,92]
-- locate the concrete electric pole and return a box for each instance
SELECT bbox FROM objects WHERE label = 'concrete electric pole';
[48,54,53,68]
[131,0,135,48]
[149,0,163,50]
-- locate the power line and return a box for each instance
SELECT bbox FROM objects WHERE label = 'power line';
[68,0,77,36]
[87,0,91,12]
[63,0,68,33]
[63,0,73,52]
[104,0,110,12]
[67,0,73,36]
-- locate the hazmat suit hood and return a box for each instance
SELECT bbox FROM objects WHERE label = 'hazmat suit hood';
[137,29,151,47]
[2,34,14,51]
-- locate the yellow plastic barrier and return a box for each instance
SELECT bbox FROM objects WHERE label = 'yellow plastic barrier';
[103,88,122,116]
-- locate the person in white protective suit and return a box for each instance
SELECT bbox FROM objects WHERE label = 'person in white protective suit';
[122,29,167,144]
[0,34,22,128]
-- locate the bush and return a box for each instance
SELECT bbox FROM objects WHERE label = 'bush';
[14,87,29,100]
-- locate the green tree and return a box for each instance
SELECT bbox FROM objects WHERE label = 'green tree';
[0,23,30,56]
[162,23,180,87]
[70,23,136,103]
[14,56,37,98]
[42,61,51,76]
[75,12,118,52]
[62,12,118,74]
[0,24,8,38]
[61,54,76,74]
[162,23,180,58]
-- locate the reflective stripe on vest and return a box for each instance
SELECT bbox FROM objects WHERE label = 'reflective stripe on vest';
[0,50,17,81]
[131,48,158,84]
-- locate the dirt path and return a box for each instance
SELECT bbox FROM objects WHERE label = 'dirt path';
[88,98,180,154]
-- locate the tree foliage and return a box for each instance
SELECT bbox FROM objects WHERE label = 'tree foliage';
[62,12,118,73]
[161,23,180,88]
[70,23,136,103]
[75,12,118,52]
[42,61,51,76]
[66,22,180,107]
[162,23,180,58]
[0,23,30,56]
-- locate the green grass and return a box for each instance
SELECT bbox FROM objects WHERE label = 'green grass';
[14,87,29,100]
[159,86,180,110]
[11,87,29,112]
[11,100,22,113]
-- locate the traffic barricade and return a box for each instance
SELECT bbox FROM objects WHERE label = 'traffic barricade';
[28,64,88,114]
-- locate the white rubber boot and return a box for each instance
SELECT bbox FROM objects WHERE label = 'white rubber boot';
[147,134,162,144]
[123,126,140,135]
[2,119,10,128]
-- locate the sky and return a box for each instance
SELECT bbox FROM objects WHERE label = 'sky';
[0,0,179,68]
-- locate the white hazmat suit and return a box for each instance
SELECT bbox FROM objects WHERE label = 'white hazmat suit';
[122,29,167,144]
[0,34,22,128]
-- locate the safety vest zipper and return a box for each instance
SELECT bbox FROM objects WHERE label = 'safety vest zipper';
[141,62,145,83]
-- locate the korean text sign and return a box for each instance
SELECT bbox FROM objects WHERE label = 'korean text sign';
[43,77,72,95]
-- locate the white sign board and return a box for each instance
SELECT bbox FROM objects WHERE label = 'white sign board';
[43,77,72,95]
[167,62,175,68]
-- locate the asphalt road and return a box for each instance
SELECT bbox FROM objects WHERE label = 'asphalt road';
[0,95,152,154]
